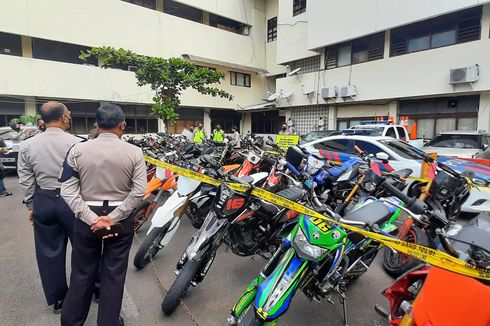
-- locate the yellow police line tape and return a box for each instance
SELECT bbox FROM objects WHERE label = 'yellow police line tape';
[144,156,490,280]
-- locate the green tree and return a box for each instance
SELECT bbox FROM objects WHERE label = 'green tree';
[80,47,233,125]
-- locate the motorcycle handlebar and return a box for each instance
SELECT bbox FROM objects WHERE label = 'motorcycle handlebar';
[381,180,427,214]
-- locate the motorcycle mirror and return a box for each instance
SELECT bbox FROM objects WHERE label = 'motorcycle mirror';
[376,152,390,163]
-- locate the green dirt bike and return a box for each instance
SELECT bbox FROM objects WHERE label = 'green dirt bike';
[228,187,419,326]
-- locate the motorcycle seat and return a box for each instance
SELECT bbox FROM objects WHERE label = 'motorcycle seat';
[261,187,304,216]
[343,201,392,227]
[240,176,254,185]
[388,168,413,179]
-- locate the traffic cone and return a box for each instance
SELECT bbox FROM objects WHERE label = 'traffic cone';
[410,121,417,139]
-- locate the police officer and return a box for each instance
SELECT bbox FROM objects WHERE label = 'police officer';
[60,104,146,326]
[17,101,79,313]
[212,124,225,142]
[193,122,205,143]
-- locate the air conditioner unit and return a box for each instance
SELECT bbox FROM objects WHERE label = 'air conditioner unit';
[340,85,357,98]
[449,65,479,84]
[321,87,337,99]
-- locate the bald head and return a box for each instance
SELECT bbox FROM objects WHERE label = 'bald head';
[39,101,67,123]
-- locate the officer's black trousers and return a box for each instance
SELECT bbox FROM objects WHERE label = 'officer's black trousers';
[32,188,74,305]
[61,208,134,326]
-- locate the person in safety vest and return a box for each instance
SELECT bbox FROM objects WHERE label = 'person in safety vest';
[212,124,224,142]
[193,123,205,143]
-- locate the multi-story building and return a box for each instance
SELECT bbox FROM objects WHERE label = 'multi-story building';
[0,0,272,135]
[273,0,490,137]
[1,0,490,138]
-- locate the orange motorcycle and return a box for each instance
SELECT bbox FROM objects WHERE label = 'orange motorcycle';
[131,166,178,231]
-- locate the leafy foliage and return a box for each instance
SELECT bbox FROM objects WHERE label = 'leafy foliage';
[80,47,233,124]
[10,115,40,126]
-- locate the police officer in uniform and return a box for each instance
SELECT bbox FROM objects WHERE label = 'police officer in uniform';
[60,104,146,326]
[212,124,225,142]
[17,101,79,313]
[193,122,205,143]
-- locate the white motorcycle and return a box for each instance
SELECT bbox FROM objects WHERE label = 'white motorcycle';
[133,155,267,269]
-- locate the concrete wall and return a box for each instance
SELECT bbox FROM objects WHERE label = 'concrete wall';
[276,0,318,64]
[276,31,490,106]
[307,0,490,49]
[265,0,286,76]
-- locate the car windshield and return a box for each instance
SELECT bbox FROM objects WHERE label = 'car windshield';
[379,139,426,160]
[0,129,11,140]
[426,134,479,149]
[349,126,384,136]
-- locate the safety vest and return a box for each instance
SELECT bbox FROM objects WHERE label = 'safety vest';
[212,129,224,142]
[194,129,205,143]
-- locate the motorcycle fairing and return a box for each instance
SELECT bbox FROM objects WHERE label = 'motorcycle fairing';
[254,248,309,321]
[185,211,227,260]
[148,191,188,230]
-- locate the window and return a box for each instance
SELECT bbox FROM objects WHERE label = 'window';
[351,140,387,158]
[164,0,203,23]
[326,33,384,69]
[293,0,306,16]
[121,0,156,10]
[0,32,22,56]
[0,97,25,127]
[121,105,158,134]
[390,6,482,56]
[230,71,251,87]
[210,14,250,35]
[32,38,97,65]
[426,134,480,149]
[211,110,241,133]
[312,139,350,152]
[379,139,426,160]
[396,127,408,141]
[251,111,284,134]
[385,127,397,138]
[287,56,321,75]
[267,17,277,42]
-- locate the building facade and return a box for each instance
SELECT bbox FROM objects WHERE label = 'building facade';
[1,0,490,137]
[273,0,490,137]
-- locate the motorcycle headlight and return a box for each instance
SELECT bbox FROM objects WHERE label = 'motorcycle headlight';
[293,228,328,261]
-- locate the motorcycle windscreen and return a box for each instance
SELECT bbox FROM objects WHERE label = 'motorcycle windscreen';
[254,249,309,321]
[177,176,201,195]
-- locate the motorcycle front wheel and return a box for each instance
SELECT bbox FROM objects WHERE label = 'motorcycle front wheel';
[383,226,429,277]
[161,258,202,315]
[133,225,169,270]
[238,307,263,326]
[131,200,151,232]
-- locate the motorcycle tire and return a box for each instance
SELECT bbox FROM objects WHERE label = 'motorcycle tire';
[382,226,430,277]
[131,200,151,232]
[161,258,202,315]
[133,225,169,270]
[238,307,263,326]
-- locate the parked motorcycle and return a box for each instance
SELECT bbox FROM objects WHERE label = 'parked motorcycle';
[383,161,471,277]
[375,212,490,326]
[228,174,421,326]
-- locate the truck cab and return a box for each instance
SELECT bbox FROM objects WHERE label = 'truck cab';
[344,121,424,148]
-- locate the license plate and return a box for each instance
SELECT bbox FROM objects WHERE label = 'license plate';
[0,157,15,163]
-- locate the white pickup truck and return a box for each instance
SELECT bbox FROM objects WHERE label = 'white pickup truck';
[344,121,425,148]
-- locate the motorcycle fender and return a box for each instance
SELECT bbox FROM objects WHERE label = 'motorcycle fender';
[159,218,181,247]
[254,249,309,322]
[185,211,227,260]
[149,192,188,230]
